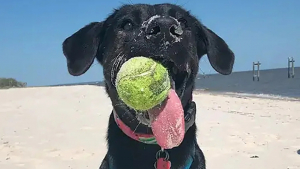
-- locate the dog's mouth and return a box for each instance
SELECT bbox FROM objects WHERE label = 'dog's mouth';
[135,56,191,125]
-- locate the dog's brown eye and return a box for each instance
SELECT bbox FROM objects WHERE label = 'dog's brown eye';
[178,18,188,28]
[121,21,134,31]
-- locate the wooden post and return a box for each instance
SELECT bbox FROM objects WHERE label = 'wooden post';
[257,62,260,81]
[253,61,261,81]
[292,58,295,78]
[288,57,295,78]
[253,62,255,81]
[288,58,290,78]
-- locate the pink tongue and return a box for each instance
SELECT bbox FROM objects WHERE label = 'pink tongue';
[148,89,185,149]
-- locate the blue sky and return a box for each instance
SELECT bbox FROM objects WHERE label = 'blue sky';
[0,0,299,86]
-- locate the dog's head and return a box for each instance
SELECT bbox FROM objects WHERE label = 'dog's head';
[62,3,234,133]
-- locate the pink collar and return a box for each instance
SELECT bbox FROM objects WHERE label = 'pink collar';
[113,109,158,144]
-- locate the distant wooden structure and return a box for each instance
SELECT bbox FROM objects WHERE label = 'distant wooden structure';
[288,57,295,78]
[253,61,261,81]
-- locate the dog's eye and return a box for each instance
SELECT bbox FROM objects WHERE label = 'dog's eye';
[178,18,188,28]
[121,20,134,31]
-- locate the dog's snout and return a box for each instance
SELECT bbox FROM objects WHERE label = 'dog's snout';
[146,16,183,38]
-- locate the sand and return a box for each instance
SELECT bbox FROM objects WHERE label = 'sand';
[0,85,299,169]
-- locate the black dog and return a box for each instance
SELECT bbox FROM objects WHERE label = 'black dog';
[62,3,234,169]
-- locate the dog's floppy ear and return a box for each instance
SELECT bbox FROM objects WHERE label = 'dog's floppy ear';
[197,25,235,75]
[62,22,104,76]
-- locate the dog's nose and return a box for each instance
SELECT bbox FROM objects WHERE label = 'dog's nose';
[146,16,183,38]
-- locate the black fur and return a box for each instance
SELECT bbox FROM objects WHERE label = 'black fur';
[62,3,235,169]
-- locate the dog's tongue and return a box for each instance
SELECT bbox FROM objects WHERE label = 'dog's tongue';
[148,89,185,149]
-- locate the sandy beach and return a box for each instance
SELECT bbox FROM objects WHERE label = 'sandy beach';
[0,85,299,169]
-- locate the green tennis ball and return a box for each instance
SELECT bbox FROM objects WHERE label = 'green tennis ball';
[116,56,170,111]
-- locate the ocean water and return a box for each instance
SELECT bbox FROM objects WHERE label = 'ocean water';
[48,67,300,100]
[195,67,300,99]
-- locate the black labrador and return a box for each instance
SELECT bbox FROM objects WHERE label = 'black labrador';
[62,3,234,169]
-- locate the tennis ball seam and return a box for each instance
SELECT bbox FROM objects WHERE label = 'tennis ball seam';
[116,62,158,84]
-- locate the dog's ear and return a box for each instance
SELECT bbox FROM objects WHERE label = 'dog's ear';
[197,25,235,75]
[62,22,104,76]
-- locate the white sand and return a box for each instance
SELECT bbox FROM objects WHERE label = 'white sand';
[0,86,299,169]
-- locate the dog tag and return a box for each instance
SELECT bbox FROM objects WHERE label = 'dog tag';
[156,158,171,169]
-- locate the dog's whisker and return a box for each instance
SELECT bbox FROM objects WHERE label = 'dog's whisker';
[132,122,141,133]
[113,102,129,113]
[115,55,125,71]
[111,52,125,86]
[113,102,134,120]
[114,102,128,109]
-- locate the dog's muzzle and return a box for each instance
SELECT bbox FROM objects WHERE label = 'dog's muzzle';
[143,15,183,42]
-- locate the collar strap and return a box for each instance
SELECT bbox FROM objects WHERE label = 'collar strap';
[113,101,196,145]
[113,110,157,144]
